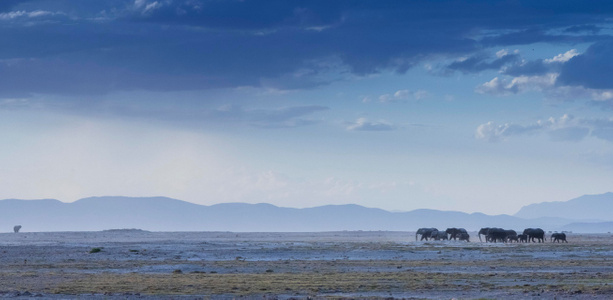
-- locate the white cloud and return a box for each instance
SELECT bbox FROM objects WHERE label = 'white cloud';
[393,89,410,99]
[375,89,429,103]
[476,73,557,95]
[0,10,55,20]
[133,0,164,14]
[476,114,599,142]
[413,89,429,100]
[545,49,579,63]
[476,49,613,103]
[346,118,396,131]
[495,49,509,58]
[378,93,393,102]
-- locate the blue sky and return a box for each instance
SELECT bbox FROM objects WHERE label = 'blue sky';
[1,0,613,214]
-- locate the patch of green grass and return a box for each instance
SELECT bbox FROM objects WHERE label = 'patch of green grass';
[89,248,102,254]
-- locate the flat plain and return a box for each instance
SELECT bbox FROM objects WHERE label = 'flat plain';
[0,230,612,299]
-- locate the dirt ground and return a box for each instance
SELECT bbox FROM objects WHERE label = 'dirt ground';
[0,230,612,299]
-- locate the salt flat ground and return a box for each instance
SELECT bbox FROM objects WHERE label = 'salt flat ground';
[0,230,612,299]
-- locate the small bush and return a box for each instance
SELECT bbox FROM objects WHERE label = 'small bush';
[89,248,102,254]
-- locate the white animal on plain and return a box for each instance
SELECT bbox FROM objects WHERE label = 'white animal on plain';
[13,225,22,233]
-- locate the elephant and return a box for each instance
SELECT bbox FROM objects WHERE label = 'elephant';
[507,235,519,243]
[551,232,568,243]
[13,225,21,233]
[523,228,545,243]
[479,227,507,242]
[505,230,518,242]
[446,228,468,240]
[486,228,508,243]
[518,234,528,243]
[458,232,470,242]
[430,230,448,241]
[478,227,492,242]
[416,228,438,241]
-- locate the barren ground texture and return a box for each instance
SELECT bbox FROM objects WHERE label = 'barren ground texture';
[0,231,612,299]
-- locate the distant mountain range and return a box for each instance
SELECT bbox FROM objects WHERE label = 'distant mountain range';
[514,192,613,221]
[0,193,611,233]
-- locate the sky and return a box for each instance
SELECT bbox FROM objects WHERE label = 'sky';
[1,0,613,215]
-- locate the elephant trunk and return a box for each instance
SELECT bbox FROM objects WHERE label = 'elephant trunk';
[416,232,418,241]
[478,233,482,242]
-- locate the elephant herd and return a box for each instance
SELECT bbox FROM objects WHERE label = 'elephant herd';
[416,227,470,242]
[416,227,568,243]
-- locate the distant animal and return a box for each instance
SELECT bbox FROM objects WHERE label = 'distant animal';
[551,232,567,243]
[507,235,519,243]
[518,234,528,243]
[458,232,470,242]
[13,225,21,233]
[430,230,448,241]
[446,228,468,240]
[478,227,491,242]
[505,230,518,242]
[523,228,545,243]
[486,228,508,243]
[416,228,438,241]
[479,227,507,242]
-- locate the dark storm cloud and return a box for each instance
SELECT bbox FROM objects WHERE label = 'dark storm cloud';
[129,0,344,30]
[557,41,613,89]
[1,0,613,97]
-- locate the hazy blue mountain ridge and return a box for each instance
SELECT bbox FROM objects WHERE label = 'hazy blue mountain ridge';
[514,192,613,221]
[0,194,610,233]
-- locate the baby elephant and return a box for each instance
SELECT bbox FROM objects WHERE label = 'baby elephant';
[13,225,22,233]
[551,232,567,243]
[458,232,470,242]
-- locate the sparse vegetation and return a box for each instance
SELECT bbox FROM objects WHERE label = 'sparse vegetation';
[0,232,612,298]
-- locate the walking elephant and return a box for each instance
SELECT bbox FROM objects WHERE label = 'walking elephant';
[518,234,528,243]
[551,232,567,243]
[479,227,507,242]
[446,228,468,240]
[416,228,438,241]
[505,230,518,242]
[486,228,508,243]
[13,225,21,233]
[458,232,470,242]
[478,227,491,242]
[523,228,545,243]
[430,230,448,241]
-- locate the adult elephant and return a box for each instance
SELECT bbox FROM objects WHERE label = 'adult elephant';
[523,228,545,243]
[478,227,491,242]
[486,228,508,243]
[446,228,468,240]
[551,232,568,243]
[416,228,438,241]
[477,227,490,242]
[430,230,448,241]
